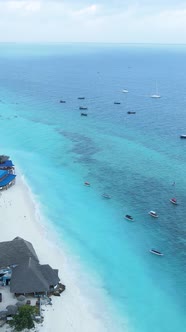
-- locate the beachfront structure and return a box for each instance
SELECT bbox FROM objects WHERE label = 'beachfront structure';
[0,237,39,268]
[0,169,16,190]
[0,160,14,172]
[0,237,60,295]
[10,258,59,295]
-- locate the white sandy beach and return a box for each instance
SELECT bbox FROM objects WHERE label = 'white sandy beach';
[0,174,111,332]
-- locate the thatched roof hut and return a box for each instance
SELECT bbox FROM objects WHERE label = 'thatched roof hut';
[10,258,59,294]
[6,305,18,316]
[0,237,39,268]
[0,311,7,319]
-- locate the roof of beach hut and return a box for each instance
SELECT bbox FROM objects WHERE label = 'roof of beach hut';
[0,170,8,179]
[0,311,8,319]
[0,237,39,268]
[6,305,18,316]
[10,258,60,294]
[0,174,16,187]
[0,160,14,169]
[17,295,26,302]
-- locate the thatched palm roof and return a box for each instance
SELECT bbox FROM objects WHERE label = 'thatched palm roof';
[6,305,18,316]
[17,295,26,302]
[0,311,7,319]
[10,258,59,294]
[0,237,39,268]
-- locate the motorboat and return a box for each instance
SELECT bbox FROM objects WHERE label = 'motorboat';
[150,81,161,98]
[124,214,134,221]
[122,89,128,93]
[81,113,88,116]
[180,135,186,139]
[79,106,88,110]
[127,111,136,114]
[148,211,158,218]
[151,94,161,99]
[170,198,178,205]
[114,102,121,105]
[84,182,90,186]
[102,193,111,199]
[150,249,164,256]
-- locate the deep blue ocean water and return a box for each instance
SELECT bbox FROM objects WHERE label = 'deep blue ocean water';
[0,43,186,331]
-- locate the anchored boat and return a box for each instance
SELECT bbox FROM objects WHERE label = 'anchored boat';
[150,249,164,256]
[148,211,158,218]
[170,198,178,205]
[124,215,134,221]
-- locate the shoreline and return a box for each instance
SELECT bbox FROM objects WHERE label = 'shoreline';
[0,172,118,332]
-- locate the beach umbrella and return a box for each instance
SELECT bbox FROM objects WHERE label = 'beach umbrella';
[17,295,26,302]
[6,305,18,315]
[0,311,8,319]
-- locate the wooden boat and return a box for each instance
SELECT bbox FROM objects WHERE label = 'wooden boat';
[59,100,66,103]
[170,198,178,205]
[127,111,136,114]
[124,214,134,221]
[180,135,186,139]
[79,106,88,110]
[148,211,158,218]
[81,113,88,116]
[84,182,90,186]
[102,193,111,199]
[114,102,121,105]
[150,249,163,256]
[78,97,85,100]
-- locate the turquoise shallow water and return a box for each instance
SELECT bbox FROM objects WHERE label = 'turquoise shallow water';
[0,43,186,331]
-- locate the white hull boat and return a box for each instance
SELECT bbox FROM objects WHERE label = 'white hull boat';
[148,211,158,218]
[150,249,164,256]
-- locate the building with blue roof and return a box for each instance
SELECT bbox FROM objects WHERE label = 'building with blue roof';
[0,160,14,170]
[0,169,16,190]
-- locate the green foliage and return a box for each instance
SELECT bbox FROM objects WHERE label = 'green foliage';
[9,305,36,331]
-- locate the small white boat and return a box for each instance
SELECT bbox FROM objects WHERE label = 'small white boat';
[148,211,158,218]
[122,89,128,93]
[102,193,111,199]
[150,249,164,256]
[151,81,161,98]
[170,198,178,205]
[124,214,134,221]
[151,94,161,99]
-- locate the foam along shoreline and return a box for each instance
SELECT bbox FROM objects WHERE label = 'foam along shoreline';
[0,172,115,332]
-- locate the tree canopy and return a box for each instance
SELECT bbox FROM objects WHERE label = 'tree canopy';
[9,305,37,331]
